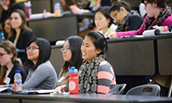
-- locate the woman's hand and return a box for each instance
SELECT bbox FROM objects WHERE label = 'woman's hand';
[0,85,4,88]
[104,32,119,38]
[60,87,65,93]
[69,5,89,14]
[153,25,169,33]
[44,12,55,18]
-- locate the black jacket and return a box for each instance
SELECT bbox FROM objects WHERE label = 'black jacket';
[7,62,27,84]
[9,29,35,63]
[0,3,24,24]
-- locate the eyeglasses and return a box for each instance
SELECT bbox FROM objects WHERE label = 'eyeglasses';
[113,11,119,19]
[60,47,70,52]
[0,53,8,57]
[26,46,39,51]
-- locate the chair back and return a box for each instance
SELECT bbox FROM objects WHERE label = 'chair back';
[126,84,161,96]
[108,84,127,95]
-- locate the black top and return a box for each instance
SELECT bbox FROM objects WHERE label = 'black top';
[7,62,27,84]
[117,14,143,32]
[101,0,112,6]
[127,15,143,31]
[0,3,24,24]
[9,29,35,63]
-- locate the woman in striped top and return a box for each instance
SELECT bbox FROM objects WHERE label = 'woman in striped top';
[79,31,116,94]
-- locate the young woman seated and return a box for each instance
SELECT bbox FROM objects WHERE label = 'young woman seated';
[55,36,83,91]
[79,31,116,94]
[22,38,57,90]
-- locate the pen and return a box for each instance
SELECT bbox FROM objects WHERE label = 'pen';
[43,9,46,18]
[43,9,46,14]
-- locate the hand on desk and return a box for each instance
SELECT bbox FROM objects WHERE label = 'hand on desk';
[0,85,4,88]
[69,5,89,14]
[153,25,169,33]
[51,85,66,95]
[104,32,119,38]
[44,12,55,18]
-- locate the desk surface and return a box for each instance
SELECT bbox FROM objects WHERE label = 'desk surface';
[0,93,172,103]
[28,15,78,43]
[107,34,172,43]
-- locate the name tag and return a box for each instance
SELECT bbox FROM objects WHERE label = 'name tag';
[4,77,10,84]
[57,76,65,82]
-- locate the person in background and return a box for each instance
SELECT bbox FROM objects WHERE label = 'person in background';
[44,0,90,33]
[23,38,57,90]
[9,9,35,63]
[87,0,101,12]
[107,0,172,38]
[109,2,147,93]
[139,0,147,18]
[2,18,13,40]
[69,0,90,14]
[111,0,121,5]
[109,2,143,32]
[55,36,83,91]
[0,0,24,24]
[44,0,89,18]
[79,31,116,94]
[0,40,27,87]
[94,6,117,38]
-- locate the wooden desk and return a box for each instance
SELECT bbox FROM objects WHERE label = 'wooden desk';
[0,93,172,103]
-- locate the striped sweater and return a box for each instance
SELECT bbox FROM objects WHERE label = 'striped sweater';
[97,60,116,94]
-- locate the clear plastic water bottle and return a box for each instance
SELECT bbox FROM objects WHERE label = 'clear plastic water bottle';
[0,31,5,43]
[69,66,78,94]
[14,70,22,92]
[54,1,61,17]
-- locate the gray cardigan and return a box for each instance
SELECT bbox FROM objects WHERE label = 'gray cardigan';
[23,60,57,89]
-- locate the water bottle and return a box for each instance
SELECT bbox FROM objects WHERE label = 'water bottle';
[24,1,32,20]
[14,70,22,92]
[69,66,78,94]
[0,31,5,43]
[54,1,61,17]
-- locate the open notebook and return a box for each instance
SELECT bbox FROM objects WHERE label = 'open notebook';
[0,87,13,93]
[12,85,67,94]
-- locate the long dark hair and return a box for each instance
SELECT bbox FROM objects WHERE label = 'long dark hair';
[85,31,108,56]
[24,38,51,70]
[8,0,16,13]
[59,36,83,77]
[109,2,130,13]
[94,6,114,28]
